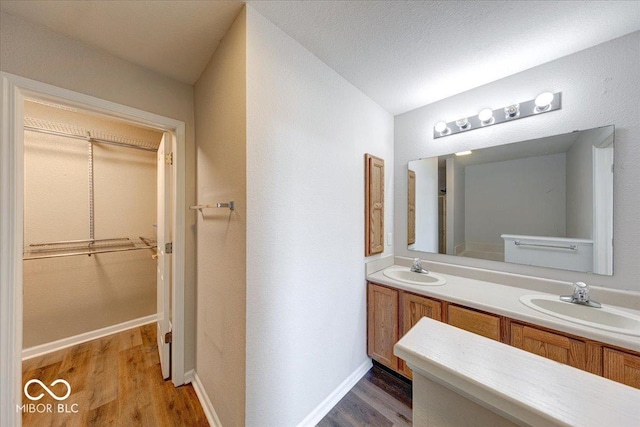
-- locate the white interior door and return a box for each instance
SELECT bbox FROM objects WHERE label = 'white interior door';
[157,132,171,379]
[592,143,614,275]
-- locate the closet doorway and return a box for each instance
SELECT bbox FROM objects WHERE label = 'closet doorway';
[0,73,186,427]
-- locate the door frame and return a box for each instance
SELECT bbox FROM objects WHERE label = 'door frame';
[0,72,187,426]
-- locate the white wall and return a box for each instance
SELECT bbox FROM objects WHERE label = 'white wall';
[0,11,197,369]
[566,131,595,239]
[395,31,640,291]
[246,6,394,425]
[465,153,567,246]
[409,158,439,252]
[194,8,246,427]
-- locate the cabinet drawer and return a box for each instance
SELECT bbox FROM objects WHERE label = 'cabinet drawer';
[448,305,500,341]
[603,347,640,389]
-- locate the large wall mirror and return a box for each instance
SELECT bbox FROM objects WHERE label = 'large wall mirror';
[408,125,614,275]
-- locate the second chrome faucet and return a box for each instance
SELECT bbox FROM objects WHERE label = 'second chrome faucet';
[411,258,429,274]
[560,281,601,308]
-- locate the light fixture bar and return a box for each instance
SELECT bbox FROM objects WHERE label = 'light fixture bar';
[433,92,561,139]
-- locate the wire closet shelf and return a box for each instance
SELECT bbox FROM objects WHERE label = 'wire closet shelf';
[23,237,157,260]
[23,116,161,152]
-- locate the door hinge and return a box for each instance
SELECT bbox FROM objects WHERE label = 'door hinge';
[164,331,172,344]
[165,152,173,165]
[611,164,614,173]
[165,242,173,254]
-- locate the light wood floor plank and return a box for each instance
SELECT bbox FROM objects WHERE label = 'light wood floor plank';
[21,324,208,427]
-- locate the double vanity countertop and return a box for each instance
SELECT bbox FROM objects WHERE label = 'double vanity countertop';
[367,257,640,353]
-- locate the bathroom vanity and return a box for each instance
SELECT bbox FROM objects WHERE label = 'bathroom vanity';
[395,317,639,427]
[366,258,640,389]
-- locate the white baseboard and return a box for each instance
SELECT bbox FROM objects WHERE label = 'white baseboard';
[22,314,157,360]
[296,358,373,427]
[184,369,195,384]
[191,371,223,427]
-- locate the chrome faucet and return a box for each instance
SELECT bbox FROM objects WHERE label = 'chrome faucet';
[411,258,429,274]
[560,282,601,308]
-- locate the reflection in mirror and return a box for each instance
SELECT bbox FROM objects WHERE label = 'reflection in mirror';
[408,126,614,275]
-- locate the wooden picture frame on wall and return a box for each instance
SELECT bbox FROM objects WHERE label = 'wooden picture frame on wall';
[365,154,384,256]
[408,169,416,245]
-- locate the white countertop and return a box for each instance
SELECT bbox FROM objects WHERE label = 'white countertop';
[395,317,640,427]
[368,265,640,352]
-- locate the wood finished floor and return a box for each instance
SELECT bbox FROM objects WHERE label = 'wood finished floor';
[21,324,208,427]
[317,364,412,427]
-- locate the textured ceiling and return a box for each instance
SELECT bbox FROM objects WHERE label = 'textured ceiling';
[249,1,640,114]
[2,1,639,114]
[0,0,244,84]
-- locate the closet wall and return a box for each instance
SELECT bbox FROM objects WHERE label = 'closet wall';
[23,101,161,349]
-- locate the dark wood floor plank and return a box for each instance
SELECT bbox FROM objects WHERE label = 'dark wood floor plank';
[22,324,208,427]
[352,379,412,426]
[364,366,412,408]
[319,391,394,427]
[317,365,413,427]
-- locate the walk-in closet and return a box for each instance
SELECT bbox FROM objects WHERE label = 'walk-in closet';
[22,99,161,353]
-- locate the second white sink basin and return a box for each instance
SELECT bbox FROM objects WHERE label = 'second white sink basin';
[520,294,640,337]
[383,267,446,286]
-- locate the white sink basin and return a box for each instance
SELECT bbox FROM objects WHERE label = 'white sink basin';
[383,267,446,286]
[520,294,640,337]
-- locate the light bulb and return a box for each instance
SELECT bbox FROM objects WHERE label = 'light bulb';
[456,117,470,130]
[455,150,472,156]
[435,121,448,133]
[505,104,519,119]
[478,108,494,125]
[534,92,554,111]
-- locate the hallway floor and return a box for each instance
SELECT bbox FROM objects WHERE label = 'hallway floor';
[21,324,208,426]
[317,364,412,427]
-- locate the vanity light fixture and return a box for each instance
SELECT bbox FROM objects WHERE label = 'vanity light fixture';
[433,91,561,139]
[455,150,472,156]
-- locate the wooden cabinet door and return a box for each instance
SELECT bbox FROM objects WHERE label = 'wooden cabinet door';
[603,348,640,389]
[407,170,416,245]
[399,292,442,378]
[365,154,384,255]
[511,323,587,371]
[367,283,398,369]
[448,305,501,341]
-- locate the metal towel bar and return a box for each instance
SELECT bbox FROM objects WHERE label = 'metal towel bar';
[514,240,577,250]
[189,201,235,211]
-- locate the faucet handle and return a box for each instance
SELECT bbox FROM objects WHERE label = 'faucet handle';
[573,281,589,301]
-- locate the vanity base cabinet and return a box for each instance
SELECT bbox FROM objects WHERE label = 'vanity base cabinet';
[603,347,640,388]
[399,292,443,378]
[366,281,638,388]
[367,284,399,370]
